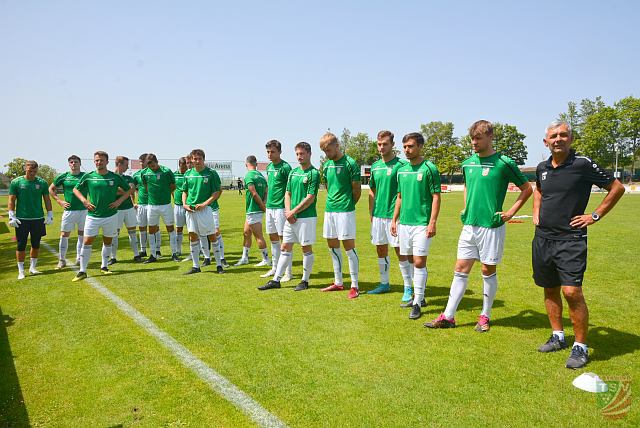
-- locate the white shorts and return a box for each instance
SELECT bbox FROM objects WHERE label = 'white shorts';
[136,205,148,227]
[265,208,286,235]
[147,204,175,227]
[117,208,137,229]
[60,210,87,232]
[84,214,118,238]
[322,211,356,240]
[457,224,506,265]
[212,209,220,230]
[246,212,263,226]
[398,224,432,256]
[283,217,317,246]
[174,205,186,228]
[186,209,215,236]
[370,216,399,247]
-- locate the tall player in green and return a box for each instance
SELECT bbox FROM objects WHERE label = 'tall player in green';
[49,155,87,269]
[367,130,411,296]
[425,120,532,331]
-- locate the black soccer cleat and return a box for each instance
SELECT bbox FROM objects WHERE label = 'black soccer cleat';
[143,255,157,264]
[258,280,281,291]
[221,258,230,268]
[202,258,211,266]
[216,265,224,274]
[409,304,422,320]
[294,280,309,291]
[108,258,117,265]
[140,251,148,258]
[133,255,143,262]
[171,253,180,262]
[183,267,201,275]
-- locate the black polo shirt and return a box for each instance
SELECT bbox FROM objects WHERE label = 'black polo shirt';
[535,150,614,240]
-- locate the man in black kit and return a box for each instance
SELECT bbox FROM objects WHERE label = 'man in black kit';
[533,120,624,369]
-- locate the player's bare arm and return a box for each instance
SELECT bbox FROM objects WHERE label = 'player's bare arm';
[351,181,361,204]
[498,182,533,221]
[427,193,441,238]
[73,188,96,211]
[390,192,401,237]
[49,182,70,209]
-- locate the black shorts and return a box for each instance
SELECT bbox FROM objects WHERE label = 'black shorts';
[15,219,47,249]
[532,235,587,288]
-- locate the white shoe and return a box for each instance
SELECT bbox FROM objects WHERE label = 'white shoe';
[260,268,276,278]
[29,269,42,275]
[234,258,249,266]
[281,272,293,282]
[55,260,67,270]
[254,259,271,267]
[17,272,25,280]
[182,254,193,262]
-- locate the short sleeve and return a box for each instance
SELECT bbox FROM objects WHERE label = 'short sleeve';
[501,155,527,187]
[211,171,221,192]
[535,164,543,190]
[53,173,65,187]
[75,175,88,192]
[167,168,175,185]
[116,174,128,191]
[308,170,320,195]
[349,159,361,182]
[285,174,292,192]
[583,158,614,189]
[427,162,441,194]
[9,180,18,196]
[369,168,377,190]
[40,178,48,195]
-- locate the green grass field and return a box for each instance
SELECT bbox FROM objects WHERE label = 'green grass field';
[1,191,638,427]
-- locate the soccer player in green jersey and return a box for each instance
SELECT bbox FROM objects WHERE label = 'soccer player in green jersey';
[173,156,188,258]
[49,155,87,269]
[425,120,532,332]
[110,156,141,264]
[141,153,178,263]
[259,142,320,291]
[133,153,150,257]
[367,130,412,297]
[181,149,224,274]
[72,151,133,281]
[261,140,293,281]
[8,160,53,279]
[391,133,441,320]
[235,155,270,266]
[319,132,362,299]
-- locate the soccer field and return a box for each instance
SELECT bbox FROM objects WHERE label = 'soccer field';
[1,191,638,427]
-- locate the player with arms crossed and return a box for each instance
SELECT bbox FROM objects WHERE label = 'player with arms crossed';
[110,155,141,263]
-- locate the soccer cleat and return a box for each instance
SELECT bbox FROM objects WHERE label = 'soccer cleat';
[183,267,201,275]
[143,255,157,264]
[140,251,148,258]
[254,259,271,267]
[72,271,87,282]
[321,284,344,292]
[294,280,309,291]
[221,258,230,268]
[401,286,413,303]
[171,253,180,262]
[133,255,143,262]
[216,265,224,274]
[156,251,162,258]
[108,258,117,265]
[100,267,113,275]
[348,287,360,299]
[258,280,281,290]
[280,272,293,283]
[424,313,456,329]
[565,345,588,369]
[409,304,422,320]
[202,258,211,266]
[538,334,567,353]
[474,315,490,332]
[55,260,67,270]
[401,298,426,308]
[368,283,391,294]
[29,269,42,275]
[17,272,25,280]
[260,268,276,278]
[234,258,249,266]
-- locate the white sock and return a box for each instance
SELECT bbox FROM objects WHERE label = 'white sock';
[271,241,281,268]
[169,231,177,255]
[346,248,359,289]
[302,252,314,281]
[329,248,343,285]
[80,245,92,272]
[176,233,184,255]
[212,238,222,266]
[218,235,225,258]
[29,258,38,272]
[17,262,25,275]
[190,241,201,268]
[444,272,469,319]
[399,260,413,287]
[128,230,139,256]
[59,236,69,260]
[155,231,161,254]
[481,273,498,318]
[101,244,111,268]
[148,233,157,256]
[242,246,250,260]
[286,254,293,275]
[260,247,269,262]
[200,236,211,259]
[378,256,390,284]
[573,342,588,352]
[273,251,291,281]
[111,234,119,259]
[412,267,428,305]
[140,231,147,252]
[553,330,565,341]
[76,237,83,261]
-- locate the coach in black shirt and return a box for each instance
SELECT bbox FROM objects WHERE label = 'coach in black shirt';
[533,120,624,369]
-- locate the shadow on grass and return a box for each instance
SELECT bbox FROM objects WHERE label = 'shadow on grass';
[0,308,30,427]
[589,326,640,361]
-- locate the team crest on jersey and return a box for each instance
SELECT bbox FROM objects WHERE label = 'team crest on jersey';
[541,172,547,180]
[417,173,423,181]
[336,166,343,174]
[35,184,40,189]
[204,177,209,183]
[482,167,490,176]
[156,172,161,180]
[109,180,114,186]
[303,176,308,184]
[387,167,392,175]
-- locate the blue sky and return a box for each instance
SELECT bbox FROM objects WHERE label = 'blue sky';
[1,1,639,175]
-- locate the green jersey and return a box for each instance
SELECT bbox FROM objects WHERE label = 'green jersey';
[369,157,407,219]
[244,169,267,214]
[75,171,129,218]
[286,165,320,218]
[142,165,175,205]
[397,160,441,226]
[53,171,87,211]
[323,154,361,212]
[9,176,49,219]
[181,167,221,210]
[117,174,135,211]
[266,160,292,209]
[461,152,528,228]
[173,170,186,205]
[133,170,148,205]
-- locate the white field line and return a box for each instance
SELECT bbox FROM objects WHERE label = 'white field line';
[42,242,287,428]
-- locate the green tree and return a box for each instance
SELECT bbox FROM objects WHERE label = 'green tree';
[615,96,640,177]
[340,128,378,166]
[576,106,626,170]
[3,157,58,183]
[492,123,528,165]
[419,121,464,182]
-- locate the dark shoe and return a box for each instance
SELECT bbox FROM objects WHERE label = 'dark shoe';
[143,256,157,264]
[401,298,426,308]
[108,258,117,265]
[566,346,588,369]
[538,334,567,353]
[100,267,113,275]
[294,281,309,291]
[216,265,224,274]
[183,267,201,275]
[133,255,143,262]
[409,304,422,320]
[202,258,211,266]
[140,251,148,258]
[221,258,230,268]
[258,280,281,291]
[424,313,456,329]
[171,253,180,262]
[72,271,87,282]
[156,251,162,258]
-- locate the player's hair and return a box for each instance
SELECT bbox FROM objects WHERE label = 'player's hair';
[178,157,187,166]
[469,120,493,139]
[68,155,81,163]
[545,120,572,137]
[138,153,148,161]
[319,132,339,150]
[115,156,129,166]
[402,132,424,146]
[146,154,158,164]
[265,139,282,151]
[377,130,394,143]
[190,149,205,159]
[246,155,258,166]
[295,142,312,153]
[94,151,109,160]
[25,160,39,169]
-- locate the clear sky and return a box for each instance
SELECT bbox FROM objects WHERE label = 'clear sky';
[1,0,639,175]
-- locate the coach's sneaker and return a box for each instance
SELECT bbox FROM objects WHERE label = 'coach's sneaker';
[424,313,456,329]
[183,267,201,275]
[216,265,224,274]
[100,267,113,275]
[72,272,87,282]
[143,255,157,264]
[108,258,117,265]
[409,304,422,320]
[348,287,360,299]
[538,334,567,353]
[234,258,249,266]
[260,268,276,278]
[221,258,230,268]
[171,253,180,262]
[55,260,67,270]
[17,272,26,280]
[280,272,293,283]
[566,345,589,369]
[294,280,309,291]
[474,315,490,333]
[202,258,211,266]
[258,280,281,290]
[133,255,143,262]
[368,283,390,294]
[401,287,413,304]
[321,284,344,292]
[255,259,271,267]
